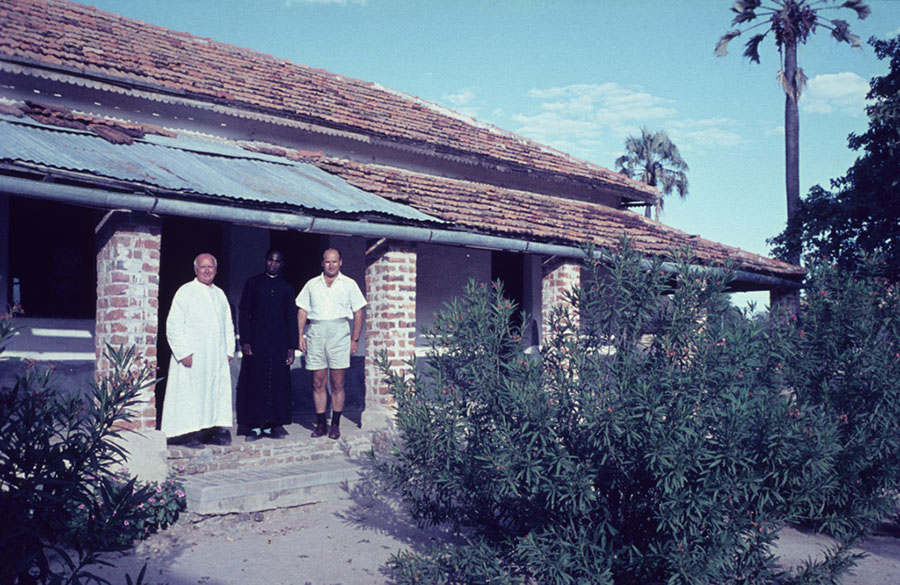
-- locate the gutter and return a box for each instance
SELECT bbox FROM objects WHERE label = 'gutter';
[0,174,802,290]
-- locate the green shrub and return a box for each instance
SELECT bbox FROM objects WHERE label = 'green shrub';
[377,240,857,585]
[782,256,900,538]
[66,469,187,547]
[0,313,161,585]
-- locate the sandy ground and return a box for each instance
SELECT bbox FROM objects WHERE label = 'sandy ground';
[91,478,456,585]
[90,480,900,585]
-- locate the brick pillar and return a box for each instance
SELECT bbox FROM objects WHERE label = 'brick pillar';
[541,258,581,347]
[770,286,800,318]
[364,241,416,421]
[95,211,166,481]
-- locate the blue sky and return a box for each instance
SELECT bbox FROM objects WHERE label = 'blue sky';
[86,0,899,304]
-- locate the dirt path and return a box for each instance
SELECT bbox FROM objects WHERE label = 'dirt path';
[92,482,900,585]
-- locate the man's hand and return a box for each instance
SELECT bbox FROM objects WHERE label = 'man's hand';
[242,343,252,356]
[350,339,359,355]
[299,336,307,353]
[181,354,193,368]
[286,349,295,366]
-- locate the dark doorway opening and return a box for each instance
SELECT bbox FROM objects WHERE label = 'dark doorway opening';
[491,250,525,327]
[269,230,323,293]
[9,197,99,318]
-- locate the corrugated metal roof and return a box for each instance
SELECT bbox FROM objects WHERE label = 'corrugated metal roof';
[0,115,440,223]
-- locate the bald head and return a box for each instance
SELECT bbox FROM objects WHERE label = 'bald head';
[194,253,218,286]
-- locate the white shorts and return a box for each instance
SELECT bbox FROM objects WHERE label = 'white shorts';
[304,319,351,370]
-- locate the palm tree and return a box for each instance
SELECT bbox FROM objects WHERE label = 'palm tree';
[716,0,870,265]
[615,127,689,220]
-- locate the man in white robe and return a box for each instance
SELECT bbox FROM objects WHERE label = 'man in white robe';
[162,253,235,447]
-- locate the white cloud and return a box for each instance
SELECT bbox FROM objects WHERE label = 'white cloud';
[888,26,900,39]
[439,88,479,118]
[669,118,745,150]
[443,88,476,107]
[800,72,869,116]
[509,82,743,164]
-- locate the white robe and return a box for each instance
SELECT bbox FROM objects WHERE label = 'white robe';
[161,278,235,437]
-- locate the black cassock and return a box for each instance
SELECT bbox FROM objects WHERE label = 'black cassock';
[235,273,299,428]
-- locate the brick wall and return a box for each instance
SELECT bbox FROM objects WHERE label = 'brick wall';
[364,241,416,408]
[541,258,581,346]
[95,211,161,432]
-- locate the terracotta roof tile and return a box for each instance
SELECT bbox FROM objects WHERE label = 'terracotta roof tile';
[0,0,653,199]
[312,158,804,280]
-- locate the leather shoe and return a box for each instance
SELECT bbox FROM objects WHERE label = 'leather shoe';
[206,429,232,446]
[169,432,204,449]
[269,425,289,439]
[245,429,263,442]
[328,424,341,440]
[311,423,328,438]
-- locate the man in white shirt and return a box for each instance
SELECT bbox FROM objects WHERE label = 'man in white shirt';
[296,248,366,439]
[162,253,235,448]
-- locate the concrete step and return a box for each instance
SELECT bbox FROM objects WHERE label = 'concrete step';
[182,457,367,515]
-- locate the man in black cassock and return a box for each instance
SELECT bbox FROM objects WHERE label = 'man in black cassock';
[236,249,299,441]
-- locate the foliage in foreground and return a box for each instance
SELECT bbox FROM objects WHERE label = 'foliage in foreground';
[782,256,900,538]
[376,240,885,585]
[0,316,165,585]
[66,469,187,548]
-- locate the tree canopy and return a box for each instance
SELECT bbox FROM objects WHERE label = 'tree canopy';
[771,36,900,282]
[614,127,689,220]
[716,0,871,265]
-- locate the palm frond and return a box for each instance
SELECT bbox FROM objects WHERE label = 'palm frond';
[829,19,863,48]
[777,67,808,99]
[716,30,741,56]
[743,33,768,63]
[841,0,871,20]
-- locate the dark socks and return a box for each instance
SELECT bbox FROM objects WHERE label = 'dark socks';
[316,412,327,426]
[331,411,342,428]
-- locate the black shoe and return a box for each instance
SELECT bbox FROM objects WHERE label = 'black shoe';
[206,429,232,446]
[311,423,327,438]
[269,425,289,439]
[169,432,204,449]
[328,424,341,440]
[245,429,263,442]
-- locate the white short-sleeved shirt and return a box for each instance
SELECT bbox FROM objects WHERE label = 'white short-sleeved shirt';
[296,272,366,320]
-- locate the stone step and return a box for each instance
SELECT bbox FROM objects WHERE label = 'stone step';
[168,420,391,475]
[182,457,367,515]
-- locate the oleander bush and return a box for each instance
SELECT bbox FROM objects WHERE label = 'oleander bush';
[782,255,900,538]
[66,468,187,548]
[377,239,870,585]
[0,313,161,585]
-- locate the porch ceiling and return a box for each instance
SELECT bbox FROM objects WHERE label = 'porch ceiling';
[0,114,440,224]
